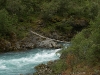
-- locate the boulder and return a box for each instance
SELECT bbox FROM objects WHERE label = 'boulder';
[15,42,21,49]
[19,31,62,49]
[38,39,61,48]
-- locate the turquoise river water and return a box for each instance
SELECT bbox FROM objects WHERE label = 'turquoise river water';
[0,48,61,75]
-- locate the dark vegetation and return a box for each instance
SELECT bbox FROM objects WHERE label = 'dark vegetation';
[0,0,100,74]
[1,0,97,40]
[0,0,98,52]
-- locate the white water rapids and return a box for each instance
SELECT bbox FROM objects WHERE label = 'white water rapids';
[0,48,61,75]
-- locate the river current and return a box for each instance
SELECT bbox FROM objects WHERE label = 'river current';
[0,48,61,75]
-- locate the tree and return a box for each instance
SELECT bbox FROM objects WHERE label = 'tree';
[0,9,16,38]
[0,0,6,9]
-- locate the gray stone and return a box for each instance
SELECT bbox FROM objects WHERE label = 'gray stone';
[38,39,61,48]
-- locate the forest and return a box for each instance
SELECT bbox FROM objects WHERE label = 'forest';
[0,0,98,40]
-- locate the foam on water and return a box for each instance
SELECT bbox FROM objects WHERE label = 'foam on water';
[0,48,61,75]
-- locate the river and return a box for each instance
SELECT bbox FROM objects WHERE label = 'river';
[0,48,61,75]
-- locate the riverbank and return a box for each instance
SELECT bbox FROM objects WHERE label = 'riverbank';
[0,31,63,53]
[33,61,100,75]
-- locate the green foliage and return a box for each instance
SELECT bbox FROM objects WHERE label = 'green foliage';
[0,0,99,40]
[61,13,100,65]
[55,21,72,33]
[51,59,67,74]
[0,0,6,9]
[6,0,23,15]
[38,0,99,35]
[41,0,99,20]
[0,9,16,38]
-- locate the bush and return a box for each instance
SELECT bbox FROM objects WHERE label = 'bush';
[61,18,100,65]
[51,59,67,74]
[0,9,16,38]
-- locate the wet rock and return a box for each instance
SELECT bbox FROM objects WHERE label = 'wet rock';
[38,39,61,48]
[0,31,63,52]
[0,39,12,52]
[15,42,20,49]
[20,31,62,49]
